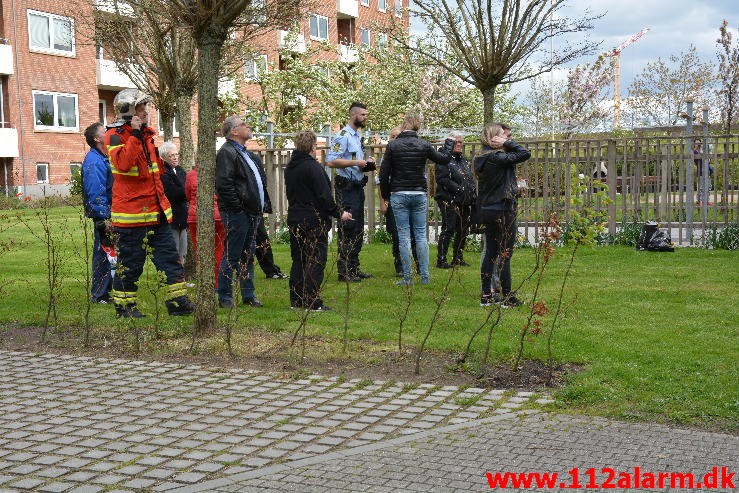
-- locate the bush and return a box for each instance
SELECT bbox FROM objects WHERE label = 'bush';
[368,227,392,244]
[69,167,83,197]
[702,223,739,250]
[611,220,642,247]
[271,227,291,245]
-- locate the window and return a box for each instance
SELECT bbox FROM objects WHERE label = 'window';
[158,111,179,137]
[378,0,387,12]
[395,0,402,17]
[377,33,388,50]
[36,163,49,184]
[27,10,75,56]
[360,29,370,47]
[360,0,370,5]
[98,100,106,125]
[309,14,328,41]
[33,91,78,131]
[244,54,268,80]
[69,162,81,178]
[312,65,330,79]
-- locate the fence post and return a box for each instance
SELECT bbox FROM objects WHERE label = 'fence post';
[684,100,695,242]
[659,143,669,222]
[701,108,710,225]
[266,120,274,149]
[607,139,617,236]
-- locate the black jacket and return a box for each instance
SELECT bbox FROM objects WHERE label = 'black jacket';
[434,152,476,206]
[285,150,342,227]
[161,163,188,230]
[474,140,530,209]
[379,131,452,200]
[215,140,273,215]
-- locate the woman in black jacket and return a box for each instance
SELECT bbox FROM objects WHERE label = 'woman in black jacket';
[475,122,530,308]
[434,131,476,268]
[159,141,188,264]
[285,131,352,311]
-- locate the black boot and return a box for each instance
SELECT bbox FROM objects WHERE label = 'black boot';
[115,303,145,319]
[166,295,195,316]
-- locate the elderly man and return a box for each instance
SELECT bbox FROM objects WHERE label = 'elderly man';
[215,115,272,309]
[106,89,194,318]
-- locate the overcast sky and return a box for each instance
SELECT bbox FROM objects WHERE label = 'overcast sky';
[411,0,738,93]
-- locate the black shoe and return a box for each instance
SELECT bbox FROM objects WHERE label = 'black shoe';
[267,272,288,279]
[92,296,112,304]
[310,305,333,312]
[242,298,264,308]
[436,262,453,269]
[452,259,470,267]
[166,295,195,316]
[502,294,523,308]
[338,275,361,282]
[355,271,373,279]
[115,303,145,319]
[219,300,236,309]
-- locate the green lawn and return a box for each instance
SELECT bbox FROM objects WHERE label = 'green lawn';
[0,206,737,431]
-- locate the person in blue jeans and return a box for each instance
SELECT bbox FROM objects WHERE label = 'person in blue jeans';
[81,122,114,304]
[379,114,454,285]
[215,115,272,308]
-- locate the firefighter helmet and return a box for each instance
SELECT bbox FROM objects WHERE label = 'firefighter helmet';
[113,89,152,120]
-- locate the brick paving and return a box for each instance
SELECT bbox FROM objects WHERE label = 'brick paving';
[0,350,545,492]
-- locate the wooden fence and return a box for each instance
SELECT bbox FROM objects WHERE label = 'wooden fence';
[255,135,739,245]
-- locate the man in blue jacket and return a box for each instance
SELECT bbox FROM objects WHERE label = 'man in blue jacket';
[82,122,114,303]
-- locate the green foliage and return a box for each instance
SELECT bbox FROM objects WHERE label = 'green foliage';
[702,223,739,250]
[271,227,291,245]
[610,219,643,247]
[69,167,83,197]
[368,227,392,244]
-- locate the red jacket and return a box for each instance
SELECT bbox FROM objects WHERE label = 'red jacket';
[106,123,172,227]
[185,167,221,224]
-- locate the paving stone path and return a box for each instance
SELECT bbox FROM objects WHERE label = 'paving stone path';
[0,350,548,492]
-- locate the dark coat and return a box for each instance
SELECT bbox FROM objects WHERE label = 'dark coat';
[379,131,452,200]
[215,140,272,215]
[285,150,341,227]
[161,162,189,230]
[434,153,476,206]
[474,140,530,209]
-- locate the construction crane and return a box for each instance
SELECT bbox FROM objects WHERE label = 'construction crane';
[604,27,650,128]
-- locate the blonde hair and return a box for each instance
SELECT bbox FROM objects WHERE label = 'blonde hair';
[294,130,317,153]
[401,113,421,132]
[388,126,402,141]
[478,122,503,157]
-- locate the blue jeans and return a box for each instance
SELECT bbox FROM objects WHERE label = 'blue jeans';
[217,210,259,303]
[91,225,112,301]
[390,193,429,281]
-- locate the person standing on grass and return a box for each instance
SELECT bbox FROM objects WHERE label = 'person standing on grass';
[159,141,189,265]
[285,130,352,311]
[82,122,114,304]
[106,89,194,318]
[475,122,530,308]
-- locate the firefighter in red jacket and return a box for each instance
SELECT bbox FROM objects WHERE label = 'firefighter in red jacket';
[106,88,194,318]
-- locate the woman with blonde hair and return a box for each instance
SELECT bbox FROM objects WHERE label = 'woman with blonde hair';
[474,122,530,307]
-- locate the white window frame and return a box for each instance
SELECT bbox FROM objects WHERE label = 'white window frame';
[0,78,4,126]
[98,100,107,125]
[32,90,79,132]
[309,14,329,41]
[360,0,370,6]
[158,111,179,138]
[378,0,387,12]
[360,29,371,47]
[377,33,388,50]
[27,9,75,57]
[244,54,268,81]
[36,163,49,184]
[395,0,402,17]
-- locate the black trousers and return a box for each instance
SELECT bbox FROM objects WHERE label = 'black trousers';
[255,217,281,277]
[335,184,364,277]
[385,202,417,274]
[437,201,471,264]
[480,209,516,295]
[289,221,329,309]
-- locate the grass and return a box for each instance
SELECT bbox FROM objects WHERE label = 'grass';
[0,206,737,431]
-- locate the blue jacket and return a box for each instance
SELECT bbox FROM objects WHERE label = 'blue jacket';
[82,147,113,220]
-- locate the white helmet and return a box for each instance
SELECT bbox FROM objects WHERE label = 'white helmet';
[113,89,152,120]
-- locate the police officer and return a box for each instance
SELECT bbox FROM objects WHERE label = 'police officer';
[327,102,376,282]
[106,89,194,318]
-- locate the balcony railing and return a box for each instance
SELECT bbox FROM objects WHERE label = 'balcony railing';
[0,128,19,158]
[0,43,14,75]
[96,59,137,90]
[338,44,358,63]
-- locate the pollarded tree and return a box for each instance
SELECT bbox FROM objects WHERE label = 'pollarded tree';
[716,20,739,134]
[626,46,714,126]
[387,0,601,124]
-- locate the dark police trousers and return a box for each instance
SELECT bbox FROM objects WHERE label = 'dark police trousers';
[335,181,364,277]
[255,216,281,277]
[437,201,472,264]
[289,221,329,309]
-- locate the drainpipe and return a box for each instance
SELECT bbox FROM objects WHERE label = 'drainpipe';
[11,0,27,196]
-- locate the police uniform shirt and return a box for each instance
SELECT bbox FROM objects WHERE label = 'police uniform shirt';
[327,124,364,182]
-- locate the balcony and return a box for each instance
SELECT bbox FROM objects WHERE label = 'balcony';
[0,128,19,158]
[338,44,358,63]
[278,30,306,53]
[337,0,359,18]
[0,43,13,75]
[218,77,236,96]
[96,59,137,90]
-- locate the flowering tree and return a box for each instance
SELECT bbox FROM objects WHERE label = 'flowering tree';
[560,55,612,137]
[716,20,739,134]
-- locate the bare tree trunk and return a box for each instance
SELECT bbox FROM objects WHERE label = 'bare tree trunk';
[192,35,222,336]
[176,93,195,171]
[482,86,496,125]
[160,111,175,142]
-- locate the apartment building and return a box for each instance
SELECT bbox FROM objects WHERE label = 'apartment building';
[0,0,408,197]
